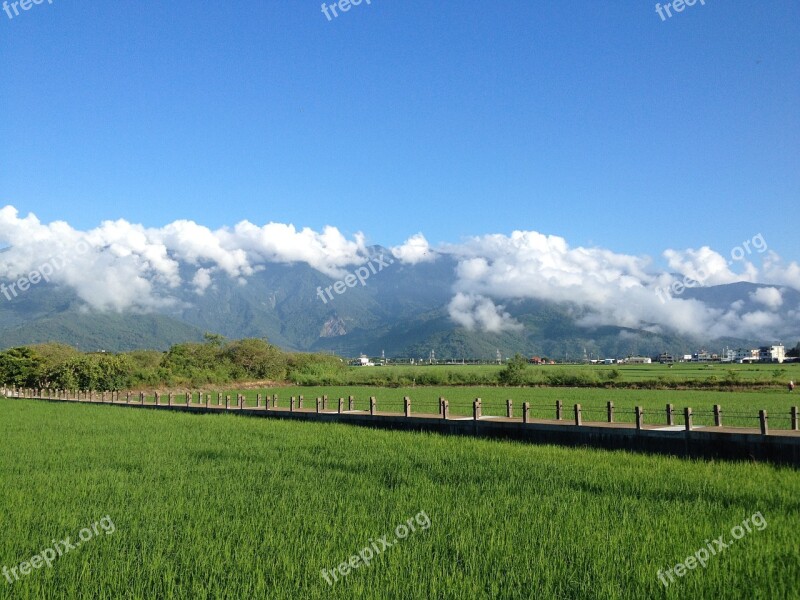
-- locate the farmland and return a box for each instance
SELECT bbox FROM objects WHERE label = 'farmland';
[327,362,799,389]
[1,399,799,599]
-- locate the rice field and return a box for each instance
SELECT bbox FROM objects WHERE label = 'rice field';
[1,399,799,599]
[336,362,799,387]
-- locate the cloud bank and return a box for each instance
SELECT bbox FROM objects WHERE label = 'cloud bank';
[1,206,798,340]
[442,231,799,340]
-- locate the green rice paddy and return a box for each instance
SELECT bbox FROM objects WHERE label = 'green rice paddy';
[1,399,798,599]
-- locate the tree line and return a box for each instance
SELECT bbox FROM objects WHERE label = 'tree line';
[0,335,346,390]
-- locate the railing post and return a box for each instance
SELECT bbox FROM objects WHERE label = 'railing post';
[322,395,328,410]
[403,396,411,417]
[574,403,582,426]
[556,400,563,421]
[506,399,513,419]
[348,395,354,411]
[442,399,449,420]
[713,404,722,427]
[155,392,160,406]
[439,397,445,417]
[217,393,222,406]
[607,401,614,423]
[316,397,322,413]
[299,395,304,409]
[522,401,530,424]
[290,396,295,412]
[338,397,344,414]
[473,398,482,421]
[272,394,278,408]
[140,392,145,405]
[635,406,643,430]
[256,393,261,408]
[684,407,693,431]
[225,395,230,410]
[759,410,768,436]
[792,407,798,431]
[126,392,130,404]
[370,396,376,415]
[666,404,674,426]
[205,394,210,408]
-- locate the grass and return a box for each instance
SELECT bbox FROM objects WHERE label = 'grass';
[1,399,799,599]
[306,362,800,389]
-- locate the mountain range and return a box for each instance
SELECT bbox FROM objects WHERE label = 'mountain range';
[0,246,797,358]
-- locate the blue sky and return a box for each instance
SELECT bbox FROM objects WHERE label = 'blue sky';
[1,0,798,265]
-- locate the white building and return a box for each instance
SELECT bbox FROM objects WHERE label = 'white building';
[723,348,760,363]
[352,354,375,367]
[626,356,652,364]
[759,345,785,364]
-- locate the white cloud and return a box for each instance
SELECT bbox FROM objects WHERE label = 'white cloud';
[663,246,750,286]
[447,293,522,333]
[760,252,800,290]
[441,230,798,339]
[750,287,783,310]
[0,206,370,312]
[192,268,214,295]
[391,233,435,264]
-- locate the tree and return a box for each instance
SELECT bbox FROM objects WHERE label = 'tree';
[0,347,44,387]
[46,354,132,390]
[499,353,528,386]
[203,332,226,347]
[161,342,224,375]
[224,339,287,380]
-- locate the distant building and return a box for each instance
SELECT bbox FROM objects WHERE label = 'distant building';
[626,356,652,364]
[759,345,785,364]
[529,356,543,365]
[657,353,674,364]
[723,348,759,363]
[352,354,375,367]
